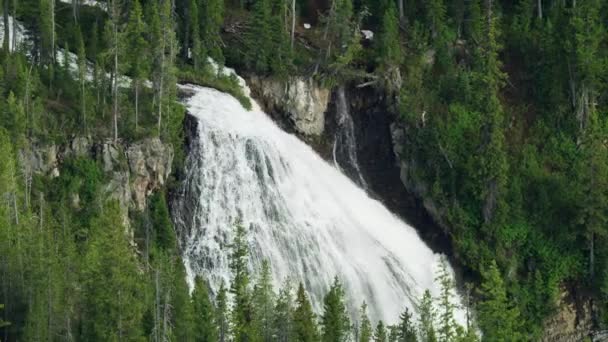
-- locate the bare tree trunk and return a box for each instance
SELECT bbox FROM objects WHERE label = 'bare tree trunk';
[135,82,139,132]
[72,0,77,21]
[112,0,119,143]
[537,0,542,19]
[3,0,9,53]
[590,232,595,281]
[51,0,55,63]
[154,269,160,342]
[290,0,295,49]
[398,0,405,24]
[11,0,16,50]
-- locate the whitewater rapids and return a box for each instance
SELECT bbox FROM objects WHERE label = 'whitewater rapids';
[173,82,464,325]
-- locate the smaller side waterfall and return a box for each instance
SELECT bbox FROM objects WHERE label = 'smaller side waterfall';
[332,86,368,190]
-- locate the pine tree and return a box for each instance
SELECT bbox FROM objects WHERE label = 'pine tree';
[293,282,318,342]
[396,308,417,342]
[435,257,457,342]
[192,276,218,342]
[374,321,387,342]
[245,0,272,73]
[189,0,202,69]
[358,302,372,342]
[321,277,351,342]
[200,0,224,63]
[216,281,230,342]
[273,280,295,342]
[477,261,521,340]
[77,27,87,132]
[38,0,54,66]
[149,0,178,137]
[377,0,402,68]
[81,201,145,341]
[125,0,148,132]
[578,111,608,282]
[230,221,253,341]
[418,290,436,342]
[252,260,275,341]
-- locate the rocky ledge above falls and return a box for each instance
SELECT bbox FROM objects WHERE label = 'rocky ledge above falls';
[21,136,173,219]
[247,75,330,137]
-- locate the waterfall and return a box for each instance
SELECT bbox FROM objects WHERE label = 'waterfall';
[332,86,368,189]
[173,83,464,325]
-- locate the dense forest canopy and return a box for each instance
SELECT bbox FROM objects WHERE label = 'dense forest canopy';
[0,0,606,340]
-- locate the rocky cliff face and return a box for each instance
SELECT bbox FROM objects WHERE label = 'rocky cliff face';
[248,75,330,137]
[22,137,173,223]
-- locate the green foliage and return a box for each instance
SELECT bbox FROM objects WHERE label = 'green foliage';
[273,280,295,342]
[321,277,351,342]
[294,282,319,342]
[199,0,224,64]
[192,276,218,341]
[477,261,521,341]
[252,260,276,341]
[396,308,417,342]
[358,302,372,342]
[230,221,254,341]
[81,201,146,341]
[418,290,437,342]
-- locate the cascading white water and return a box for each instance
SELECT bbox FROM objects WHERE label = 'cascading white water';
[173,80,465,325]
[332,86,368,190]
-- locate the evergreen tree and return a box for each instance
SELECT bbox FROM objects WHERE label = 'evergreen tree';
[252,260,275,341]
[216,282,230,342]
[396,308,417,342]
[189,0,202,69]
[435,257,457,342]
[377,0,402,69]
[477,261,521,340]
[293,282,318,342]
[77,27,86,132]
[418,290,436,342]
[125,0,149,132]
[374,320,387,342]
[321,277,351,342]
[245,0,272,73]
[230,221,253,341]
[358,302,373,342]
[192,276,218,342]
[273,280,295,342]
[81,201,145,341]
[200,0,224,63]
[578,111,608,282]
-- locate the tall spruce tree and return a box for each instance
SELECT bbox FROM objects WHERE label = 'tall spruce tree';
[374,321,387,342]
[230,221,253,341]
[418,290,437,342]
[200,0,224,63]
[81,201,145,341]
[477,261,521,340]
[192,276,218,342]
[358,302,373,342]
[321,277,351,342]
[435,258,458,342]
[273,280,295,342]
[252,260,275,342]
[216,282,230,342]
[293,282,318,342]
[125,0,148,132]
[396,308,417,342]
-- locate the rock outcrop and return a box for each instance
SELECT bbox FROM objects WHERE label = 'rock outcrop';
[541,290,594,342]
[22,137,173,216]
[248,76,330,136]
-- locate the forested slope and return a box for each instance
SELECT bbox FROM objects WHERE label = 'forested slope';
[0,0,606,340]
